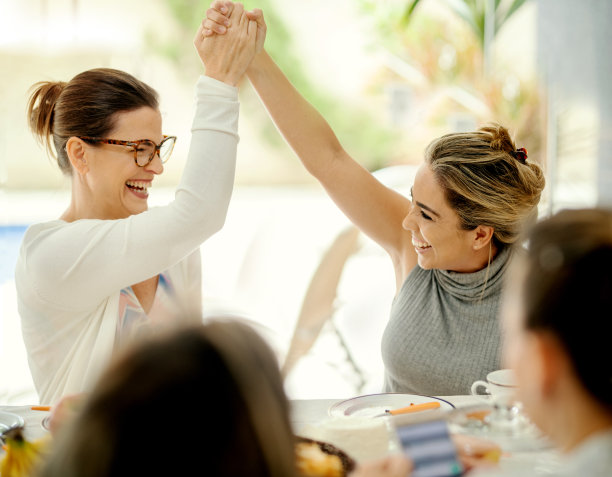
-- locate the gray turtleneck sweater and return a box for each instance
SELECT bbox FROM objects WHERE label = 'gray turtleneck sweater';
[381,246,513,395]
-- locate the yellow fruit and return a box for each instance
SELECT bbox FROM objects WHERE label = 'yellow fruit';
[0,427,49,477]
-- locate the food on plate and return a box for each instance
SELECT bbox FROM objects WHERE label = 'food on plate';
[0,427,50,477]
[465,410,491,422]
[296,437,355,477]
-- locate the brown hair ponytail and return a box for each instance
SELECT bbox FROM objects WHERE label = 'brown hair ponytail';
[26,68,159,176]
[27,81,68,170]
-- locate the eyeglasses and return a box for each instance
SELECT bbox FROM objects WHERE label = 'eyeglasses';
[78,135,177,167]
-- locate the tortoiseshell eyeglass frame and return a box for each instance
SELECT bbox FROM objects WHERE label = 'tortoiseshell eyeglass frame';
[78,135,177,167]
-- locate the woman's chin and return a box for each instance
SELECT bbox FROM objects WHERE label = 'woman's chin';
[417,256,434,270]
[123,196,149,216]
[128,204,148,216]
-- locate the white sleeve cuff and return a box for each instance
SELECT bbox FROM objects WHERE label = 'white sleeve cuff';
[196,75,239,100]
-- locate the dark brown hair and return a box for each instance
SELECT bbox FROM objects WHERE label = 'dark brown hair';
[521,208,612,409]
[426,123,545,249]
[40,320,298,477]
[27,68,159,175]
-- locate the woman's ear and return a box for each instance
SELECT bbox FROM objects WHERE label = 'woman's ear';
[65,137,89,175]
[472,225,495,251]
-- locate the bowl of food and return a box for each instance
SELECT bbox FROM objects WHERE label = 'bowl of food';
[296,436,356,477]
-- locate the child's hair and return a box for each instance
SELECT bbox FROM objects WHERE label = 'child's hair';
[521,208,612,409]
[40,320,298,477]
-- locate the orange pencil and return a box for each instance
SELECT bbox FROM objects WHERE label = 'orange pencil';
[30,405,51,411]
[387,401,441,416]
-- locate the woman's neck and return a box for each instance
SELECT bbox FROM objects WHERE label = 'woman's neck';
[61,180,93,222]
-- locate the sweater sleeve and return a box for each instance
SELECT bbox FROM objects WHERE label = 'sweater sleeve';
[17,76,238,311]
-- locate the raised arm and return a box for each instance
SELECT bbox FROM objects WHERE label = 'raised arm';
[205,3,415,269]
[16,8,261,310]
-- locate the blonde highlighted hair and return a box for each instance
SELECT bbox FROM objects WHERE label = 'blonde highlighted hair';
[426,123,545,248]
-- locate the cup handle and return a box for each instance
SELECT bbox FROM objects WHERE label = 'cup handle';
[471,380,490,396]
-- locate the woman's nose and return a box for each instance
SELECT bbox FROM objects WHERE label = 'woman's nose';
[402,214,412,231]
[402,204,415,231]
[145,153,164,175]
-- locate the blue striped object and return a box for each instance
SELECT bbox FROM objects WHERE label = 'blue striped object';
[396,419,462,477]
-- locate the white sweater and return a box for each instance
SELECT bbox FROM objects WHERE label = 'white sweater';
[15,76,239,405]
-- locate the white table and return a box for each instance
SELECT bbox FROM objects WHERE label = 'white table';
[0,405,49,443]
[289,396,563,474]
[2,397,562,473]
[290,395,478,430]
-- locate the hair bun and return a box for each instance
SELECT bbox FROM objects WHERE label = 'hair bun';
[479,123,515,154]
[512,147,528,164]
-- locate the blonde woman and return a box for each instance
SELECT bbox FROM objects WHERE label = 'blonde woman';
[203,3,545,395]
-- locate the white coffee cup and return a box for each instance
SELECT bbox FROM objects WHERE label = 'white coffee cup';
[471,369,517,407]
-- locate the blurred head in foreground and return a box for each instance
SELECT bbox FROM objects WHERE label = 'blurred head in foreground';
[39,320,297,477]
[502,208,612,451]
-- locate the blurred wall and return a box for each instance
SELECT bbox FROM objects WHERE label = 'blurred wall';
[537,0,612,208]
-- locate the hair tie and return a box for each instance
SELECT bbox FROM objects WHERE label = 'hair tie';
[512,147,528,164]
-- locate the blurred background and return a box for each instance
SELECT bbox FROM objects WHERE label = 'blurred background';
[1,0,610,404]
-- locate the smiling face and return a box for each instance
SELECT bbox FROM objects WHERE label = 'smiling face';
[402,164,488,272]
[80,107,164,219]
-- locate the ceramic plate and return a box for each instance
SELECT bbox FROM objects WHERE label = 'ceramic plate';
[446,403,554,452]
[328,393,455,418]
[0,411,25,434]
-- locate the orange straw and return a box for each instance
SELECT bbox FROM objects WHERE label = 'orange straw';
[387,401,441,416]
[30,405,51,411]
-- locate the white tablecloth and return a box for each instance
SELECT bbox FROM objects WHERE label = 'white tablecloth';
[1,397,563,473]
[289,396,563,474]
[290,395,479,431]
[0,405,49,442]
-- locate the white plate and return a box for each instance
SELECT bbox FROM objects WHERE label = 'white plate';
[328,393,455,418]
[0,411,25,433]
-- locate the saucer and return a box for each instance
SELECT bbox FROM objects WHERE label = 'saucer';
[447,404,553,452]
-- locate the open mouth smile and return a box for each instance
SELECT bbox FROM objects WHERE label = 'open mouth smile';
[412,238,432,252]
[125,180,150,198]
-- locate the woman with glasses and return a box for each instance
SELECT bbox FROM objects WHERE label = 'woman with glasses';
[15,4,261,405]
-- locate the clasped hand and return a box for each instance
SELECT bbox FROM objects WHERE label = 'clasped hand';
[194,1,266,86]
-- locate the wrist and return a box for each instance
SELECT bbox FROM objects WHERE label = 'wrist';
[204,70,240,87]
[246,50,267,78]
